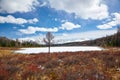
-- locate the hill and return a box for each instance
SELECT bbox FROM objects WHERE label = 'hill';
[60,28,120,47]
[0,28,120,47]
[0,37,40,47]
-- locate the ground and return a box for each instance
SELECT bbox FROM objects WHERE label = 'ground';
[0,47,120,80]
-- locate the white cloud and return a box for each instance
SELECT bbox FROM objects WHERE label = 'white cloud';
[0,0,39,13]
[18,30,117,44]
[97,12,120,29]
[28,18,39,24]
[48,0,109,20]
[61,20,67,23]
[113,13,120,24]
[19,22,81,34]
[56,30,117,41]
[19,26,58,34]
[40,2,47,7]
[60,22,81,30]
[62,33,68,37]
[53,30,117,44]
[0,15,38,24]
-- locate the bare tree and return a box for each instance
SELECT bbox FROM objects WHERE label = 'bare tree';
[43,32,54,53]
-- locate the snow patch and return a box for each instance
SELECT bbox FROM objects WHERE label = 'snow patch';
[15,46,104,54]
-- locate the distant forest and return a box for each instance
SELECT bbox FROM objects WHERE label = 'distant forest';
[0,37,40,47]
[58,27,120,47]
[0,28,120,47]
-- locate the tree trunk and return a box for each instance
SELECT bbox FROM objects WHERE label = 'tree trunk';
[48,44,50,54]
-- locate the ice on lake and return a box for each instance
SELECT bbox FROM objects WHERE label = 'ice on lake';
[15,46,104,54]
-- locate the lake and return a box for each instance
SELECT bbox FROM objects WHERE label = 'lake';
[15,46,104,54]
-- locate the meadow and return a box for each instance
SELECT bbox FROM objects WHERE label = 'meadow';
[0,47,120,80]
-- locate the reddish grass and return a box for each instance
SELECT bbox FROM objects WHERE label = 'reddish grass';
[0,48,120,80]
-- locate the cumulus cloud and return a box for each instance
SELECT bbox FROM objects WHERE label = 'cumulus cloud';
[60,22,81,30]
[113,13,120,24]
[48,0,109,20]
[19,26,58,34]
[97,12,120,29]
[54,30,117,43]
[19,22,81,34]
[0,15,38,24]
[0,0,39,13]
[18,30,117,44]
[28,18,39,24]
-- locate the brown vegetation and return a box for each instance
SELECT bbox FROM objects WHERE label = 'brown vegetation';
[0,48,120,80]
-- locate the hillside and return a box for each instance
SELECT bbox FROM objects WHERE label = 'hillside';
[60,28,120,47]
[0,37,40,47]
[0,28,120,47]
[0,37,17,47]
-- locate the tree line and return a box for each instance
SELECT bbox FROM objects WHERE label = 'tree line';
[0,37,40,47]
[0,27,120,48]
[104,27,120,47]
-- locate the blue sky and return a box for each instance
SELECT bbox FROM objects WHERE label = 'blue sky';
[0,0,120,42]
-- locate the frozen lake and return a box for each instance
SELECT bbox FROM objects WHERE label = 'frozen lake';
[15,46,104,54]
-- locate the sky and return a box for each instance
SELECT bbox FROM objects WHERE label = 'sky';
[0,0,120,43]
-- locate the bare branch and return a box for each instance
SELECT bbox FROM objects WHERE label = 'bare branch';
[43,32,54,53]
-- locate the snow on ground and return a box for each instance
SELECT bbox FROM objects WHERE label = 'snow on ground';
[15,46,104,54]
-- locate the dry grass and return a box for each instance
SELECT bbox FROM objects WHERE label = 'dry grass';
[0,47,120,80]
